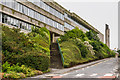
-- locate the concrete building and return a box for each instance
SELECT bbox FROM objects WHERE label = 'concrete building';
[0,0,104,43]
[105,24,110,48]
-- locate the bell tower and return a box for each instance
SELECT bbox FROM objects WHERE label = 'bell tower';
[105,24,110,48]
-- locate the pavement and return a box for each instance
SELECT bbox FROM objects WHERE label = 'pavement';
[27,57,118,79]
[117,58,120,79]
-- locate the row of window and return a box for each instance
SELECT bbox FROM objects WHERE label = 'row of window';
[64,13,89,31]
[1,0,64,31]
[27,0,64,20]
[64,22,75,30]
[2,13,32,31]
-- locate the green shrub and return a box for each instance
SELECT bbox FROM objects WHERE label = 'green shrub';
[2,25,50,72]
[2,61,11,72]
[86,30,100,41]
[2,62,43,79]
[59,28,112,67]
[10,52,50,71]
[60,27,86,42]
[60,40,82,67]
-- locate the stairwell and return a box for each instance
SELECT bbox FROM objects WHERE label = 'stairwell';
[50,43,63,69]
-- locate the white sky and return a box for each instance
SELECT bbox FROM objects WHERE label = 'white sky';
[54,0,119,49]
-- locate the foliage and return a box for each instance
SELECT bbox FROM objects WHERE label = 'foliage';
[2,25,51,79]
[2,25,50,71]
[2,62,43,79]
[28,26,51,55]
[10,52,50,71]
[60,27,87,42]
[59,28,113,67]
[60,40,82,67]
[86,30,100,41]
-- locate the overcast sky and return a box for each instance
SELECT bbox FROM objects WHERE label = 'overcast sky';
[54,0,119,49]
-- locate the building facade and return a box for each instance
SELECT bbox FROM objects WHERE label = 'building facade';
[0,0,104,42]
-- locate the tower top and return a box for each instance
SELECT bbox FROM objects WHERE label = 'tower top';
[105,24,109,29]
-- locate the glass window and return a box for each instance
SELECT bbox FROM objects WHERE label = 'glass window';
[14,1,18,11]
[28,24,31,31]
[10,17,14,25]
[13,19,17,27]
[1,0,6,5]
[24,6,28,15]
[22,6,25,14]
[34,11,37,19]
[4,15,7,24]
[30,9,34,18]
[12,0,15,9]
[22,22,25,29]
[16,19,19,27]
[24,23,27,30]
[7,17,11,25]
[19,3,22,13]
[26,24,29,30]
[19,21,22,29]
[28,8,30,16]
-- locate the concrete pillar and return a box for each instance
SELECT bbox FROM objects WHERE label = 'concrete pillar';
[105,24,110,48]
[52,33,55,43]
[0,13,2,22]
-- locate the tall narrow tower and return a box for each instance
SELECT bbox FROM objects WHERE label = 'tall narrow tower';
[105,24,110,48]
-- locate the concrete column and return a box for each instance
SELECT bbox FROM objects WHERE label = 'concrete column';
[52,33,55,43]
[0,13,2,22]
[105,24,110,48]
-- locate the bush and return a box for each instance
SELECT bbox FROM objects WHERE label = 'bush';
[60,40,82,67]
[9,52,50,71]
[2,25,50,78]
[59,28,112,67]
[60,27,87,42]
[2,61,43,79]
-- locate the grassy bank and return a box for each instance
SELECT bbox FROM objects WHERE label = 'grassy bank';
[2,25,50,79]
[59,27,115,67]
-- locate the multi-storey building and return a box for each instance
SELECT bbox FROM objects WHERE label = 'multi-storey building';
[0,0,104,43]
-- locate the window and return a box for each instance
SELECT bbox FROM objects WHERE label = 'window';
[40,14,44,22]
[1,0,6,5]
[13,19,17,27]
[14,1,18,11]
[19,21,22,29]
[22,6,25,14]
[10,17,14,25]
[11,0,15,9]
[24,6,28,15]
[22,22,25,29]
[4,15,7,23]
[30,9,34,18]
[28,24,31,31]
[28,8,30,16]
[19,3,22,13]
[45,17,48,24]
[34,12,37,19]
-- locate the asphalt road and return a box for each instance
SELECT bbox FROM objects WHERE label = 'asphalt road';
[29,58,118,79]
[59,58,118,78]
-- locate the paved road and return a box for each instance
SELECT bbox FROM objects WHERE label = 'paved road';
[30,58,118,79]
[60,58,118,78]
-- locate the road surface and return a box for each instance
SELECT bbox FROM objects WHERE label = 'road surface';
[60,58,118,78]
[30,58,118,79]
